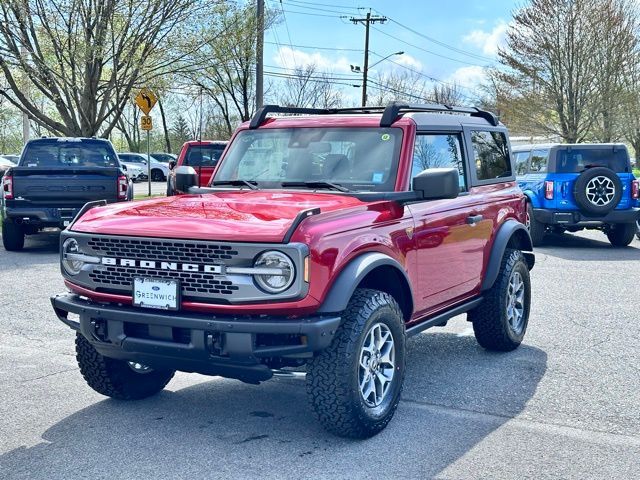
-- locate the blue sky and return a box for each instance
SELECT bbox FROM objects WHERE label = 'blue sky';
[263,0,517,102]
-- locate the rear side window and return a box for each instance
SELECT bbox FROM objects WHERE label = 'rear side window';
[530,149,549,173]
[514,151,530,176]
[184,145,225,167]
[411,133,467,192]
[471,131,512,181]
[21,140,118,168]
[555,148,629,173]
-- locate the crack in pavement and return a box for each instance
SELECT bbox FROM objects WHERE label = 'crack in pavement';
[20,367,79,383]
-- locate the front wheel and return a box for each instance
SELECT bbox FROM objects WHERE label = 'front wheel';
[306,289,406,439]
[469,249,531,351]
[151,169,165,182]
[75,333,174,400]
[606,223,636,247]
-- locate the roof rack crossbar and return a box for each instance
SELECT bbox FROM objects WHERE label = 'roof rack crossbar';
[249,102,499,129]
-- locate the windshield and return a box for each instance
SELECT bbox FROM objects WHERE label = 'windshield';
[185,145,226,167]
[556,148,629,173]
[21,139,118,167]
[214,128,403,191]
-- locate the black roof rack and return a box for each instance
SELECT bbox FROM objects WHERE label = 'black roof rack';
[248,102,499,129]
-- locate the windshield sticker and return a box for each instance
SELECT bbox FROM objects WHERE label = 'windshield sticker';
[381,133,390,141]
[372,172,384,183]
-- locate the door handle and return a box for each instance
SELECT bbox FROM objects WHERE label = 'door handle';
[466,214,483,225]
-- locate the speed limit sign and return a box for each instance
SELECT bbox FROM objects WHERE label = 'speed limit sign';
[140,115,153,131]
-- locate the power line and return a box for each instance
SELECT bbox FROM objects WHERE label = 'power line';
[350,12,387,107]
[265,41,362,53]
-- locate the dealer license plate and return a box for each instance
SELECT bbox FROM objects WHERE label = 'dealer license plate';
[133,278,179,310]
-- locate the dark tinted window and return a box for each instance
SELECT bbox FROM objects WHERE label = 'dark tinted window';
[530,149,549,173]
[471,131,512,180]
[514,151,530,176]
[556,148,629,173]
[150,153,174,162]
[21,139,118,167]
[184,145,225,167]
[412,134,466,191]
[119,154,146,164]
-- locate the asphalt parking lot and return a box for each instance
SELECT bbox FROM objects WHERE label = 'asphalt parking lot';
[1,230,639,479]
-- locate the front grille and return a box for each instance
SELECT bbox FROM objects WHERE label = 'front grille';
[89,266,240,296]
[87,237,239,263]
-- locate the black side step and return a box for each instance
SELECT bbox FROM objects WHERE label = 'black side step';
[406,297,483,337]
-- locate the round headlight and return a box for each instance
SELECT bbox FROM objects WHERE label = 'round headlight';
[253,251,295,293]
[62,238,84,275]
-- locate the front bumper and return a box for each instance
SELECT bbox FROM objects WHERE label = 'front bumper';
[51,293,340,383]
[533,207,639,226]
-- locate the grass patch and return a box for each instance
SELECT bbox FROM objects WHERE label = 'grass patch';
[133,193,164,200]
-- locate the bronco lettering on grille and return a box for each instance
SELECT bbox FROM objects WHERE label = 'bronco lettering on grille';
[100,257,222,274]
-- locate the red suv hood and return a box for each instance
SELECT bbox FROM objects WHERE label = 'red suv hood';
[71,191,366,242]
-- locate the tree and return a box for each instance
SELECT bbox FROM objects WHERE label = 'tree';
[368,70,429,105]
[171,114,191,149]
[0,0,196,137]
[277,64,344,109]
[493,0,638,142]
[429,83,463,105]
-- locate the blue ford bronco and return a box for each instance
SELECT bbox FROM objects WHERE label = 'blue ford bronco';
[513,143,639,246]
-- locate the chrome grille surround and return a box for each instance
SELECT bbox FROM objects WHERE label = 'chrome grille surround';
[61,231,308,303]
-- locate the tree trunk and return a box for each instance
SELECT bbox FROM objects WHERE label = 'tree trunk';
[158,98,172,153]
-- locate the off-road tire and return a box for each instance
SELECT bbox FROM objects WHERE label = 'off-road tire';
[75,333,174,400]
[469,249,531,351]
[606,222,636,247]
[526,202,545,246]
[151,169,165,182]
[2,220,25,251]
[573,167,622,216]
[306,288,406,439]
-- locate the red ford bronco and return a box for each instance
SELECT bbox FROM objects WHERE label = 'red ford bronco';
[51,103,534,438]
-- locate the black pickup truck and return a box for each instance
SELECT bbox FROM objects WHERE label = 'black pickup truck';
[1,137,132,251]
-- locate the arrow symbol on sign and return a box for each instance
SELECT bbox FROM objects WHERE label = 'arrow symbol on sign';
[141,93,152,109]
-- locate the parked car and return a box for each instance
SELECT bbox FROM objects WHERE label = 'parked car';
[119,160,146,183]
[150,152,177,163]
[0,154,18,176]
[118,152,169,182]
[513,143,639,246]
[1,137,132,251]
[166,140,228,194]
[51,102,534,438]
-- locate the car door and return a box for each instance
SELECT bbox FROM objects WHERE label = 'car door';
[407,131,491,316]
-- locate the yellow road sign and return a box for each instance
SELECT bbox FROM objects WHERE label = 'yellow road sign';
[135,88,157,115]
[140,115,153,131]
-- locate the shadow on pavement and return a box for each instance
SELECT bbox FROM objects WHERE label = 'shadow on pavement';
[0,332,547,479]
[536,232,640,261]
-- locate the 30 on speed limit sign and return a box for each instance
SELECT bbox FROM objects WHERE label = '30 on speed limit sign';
[140,115,153,131]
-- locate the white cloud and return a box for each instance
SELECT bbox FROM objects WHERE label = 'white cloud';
[392,53,422,70]
[272,47,354,74]
[463,21,508,56]
[447,65,487,91]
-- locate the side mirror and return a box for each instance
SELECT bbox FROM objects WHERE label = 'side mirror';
[168,160,176,170]
[174,165,198,193]
[412,168,459,200]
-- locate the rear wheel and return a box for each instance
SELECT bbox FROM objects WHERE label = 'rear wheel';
[469,249,531,351]
[526,202,545,246]
[75,333,174,400]
[2,220,25,251]
[606,223,636,247]
[306,288,406,438]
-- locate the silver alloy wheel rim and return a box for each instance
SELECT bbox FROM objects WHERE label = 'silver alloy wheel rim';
[359,322,395,408]
[525,209,531,230]
[585,176,615,206]
[128,361,153,374]
[506,271,525,334]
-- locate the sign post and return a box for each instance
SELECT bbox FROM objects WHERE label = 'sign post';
[134,88,158,196]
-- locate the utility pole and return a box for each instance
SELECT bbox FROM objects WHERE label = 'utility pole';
[350,12,387,107]
[256,0,264,110]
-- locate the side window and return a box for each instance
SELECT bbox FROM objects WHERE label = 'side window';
[529,149,549,173]
[471,131,512,181]
[411,133,466,192]
[514,151,530,176]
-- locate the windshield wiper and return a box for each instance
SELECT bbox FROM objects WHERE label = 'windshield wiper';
[210,179,258,190]
[281,181,350,192]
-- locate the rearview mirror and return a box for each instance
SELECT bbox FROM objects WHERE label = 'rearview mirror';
[412,168,459,200]
[174,166,198,193]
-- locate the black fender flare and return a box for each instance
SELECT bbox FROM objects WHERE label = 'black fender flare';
[481,219,535,291]
[317,252,413,315]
